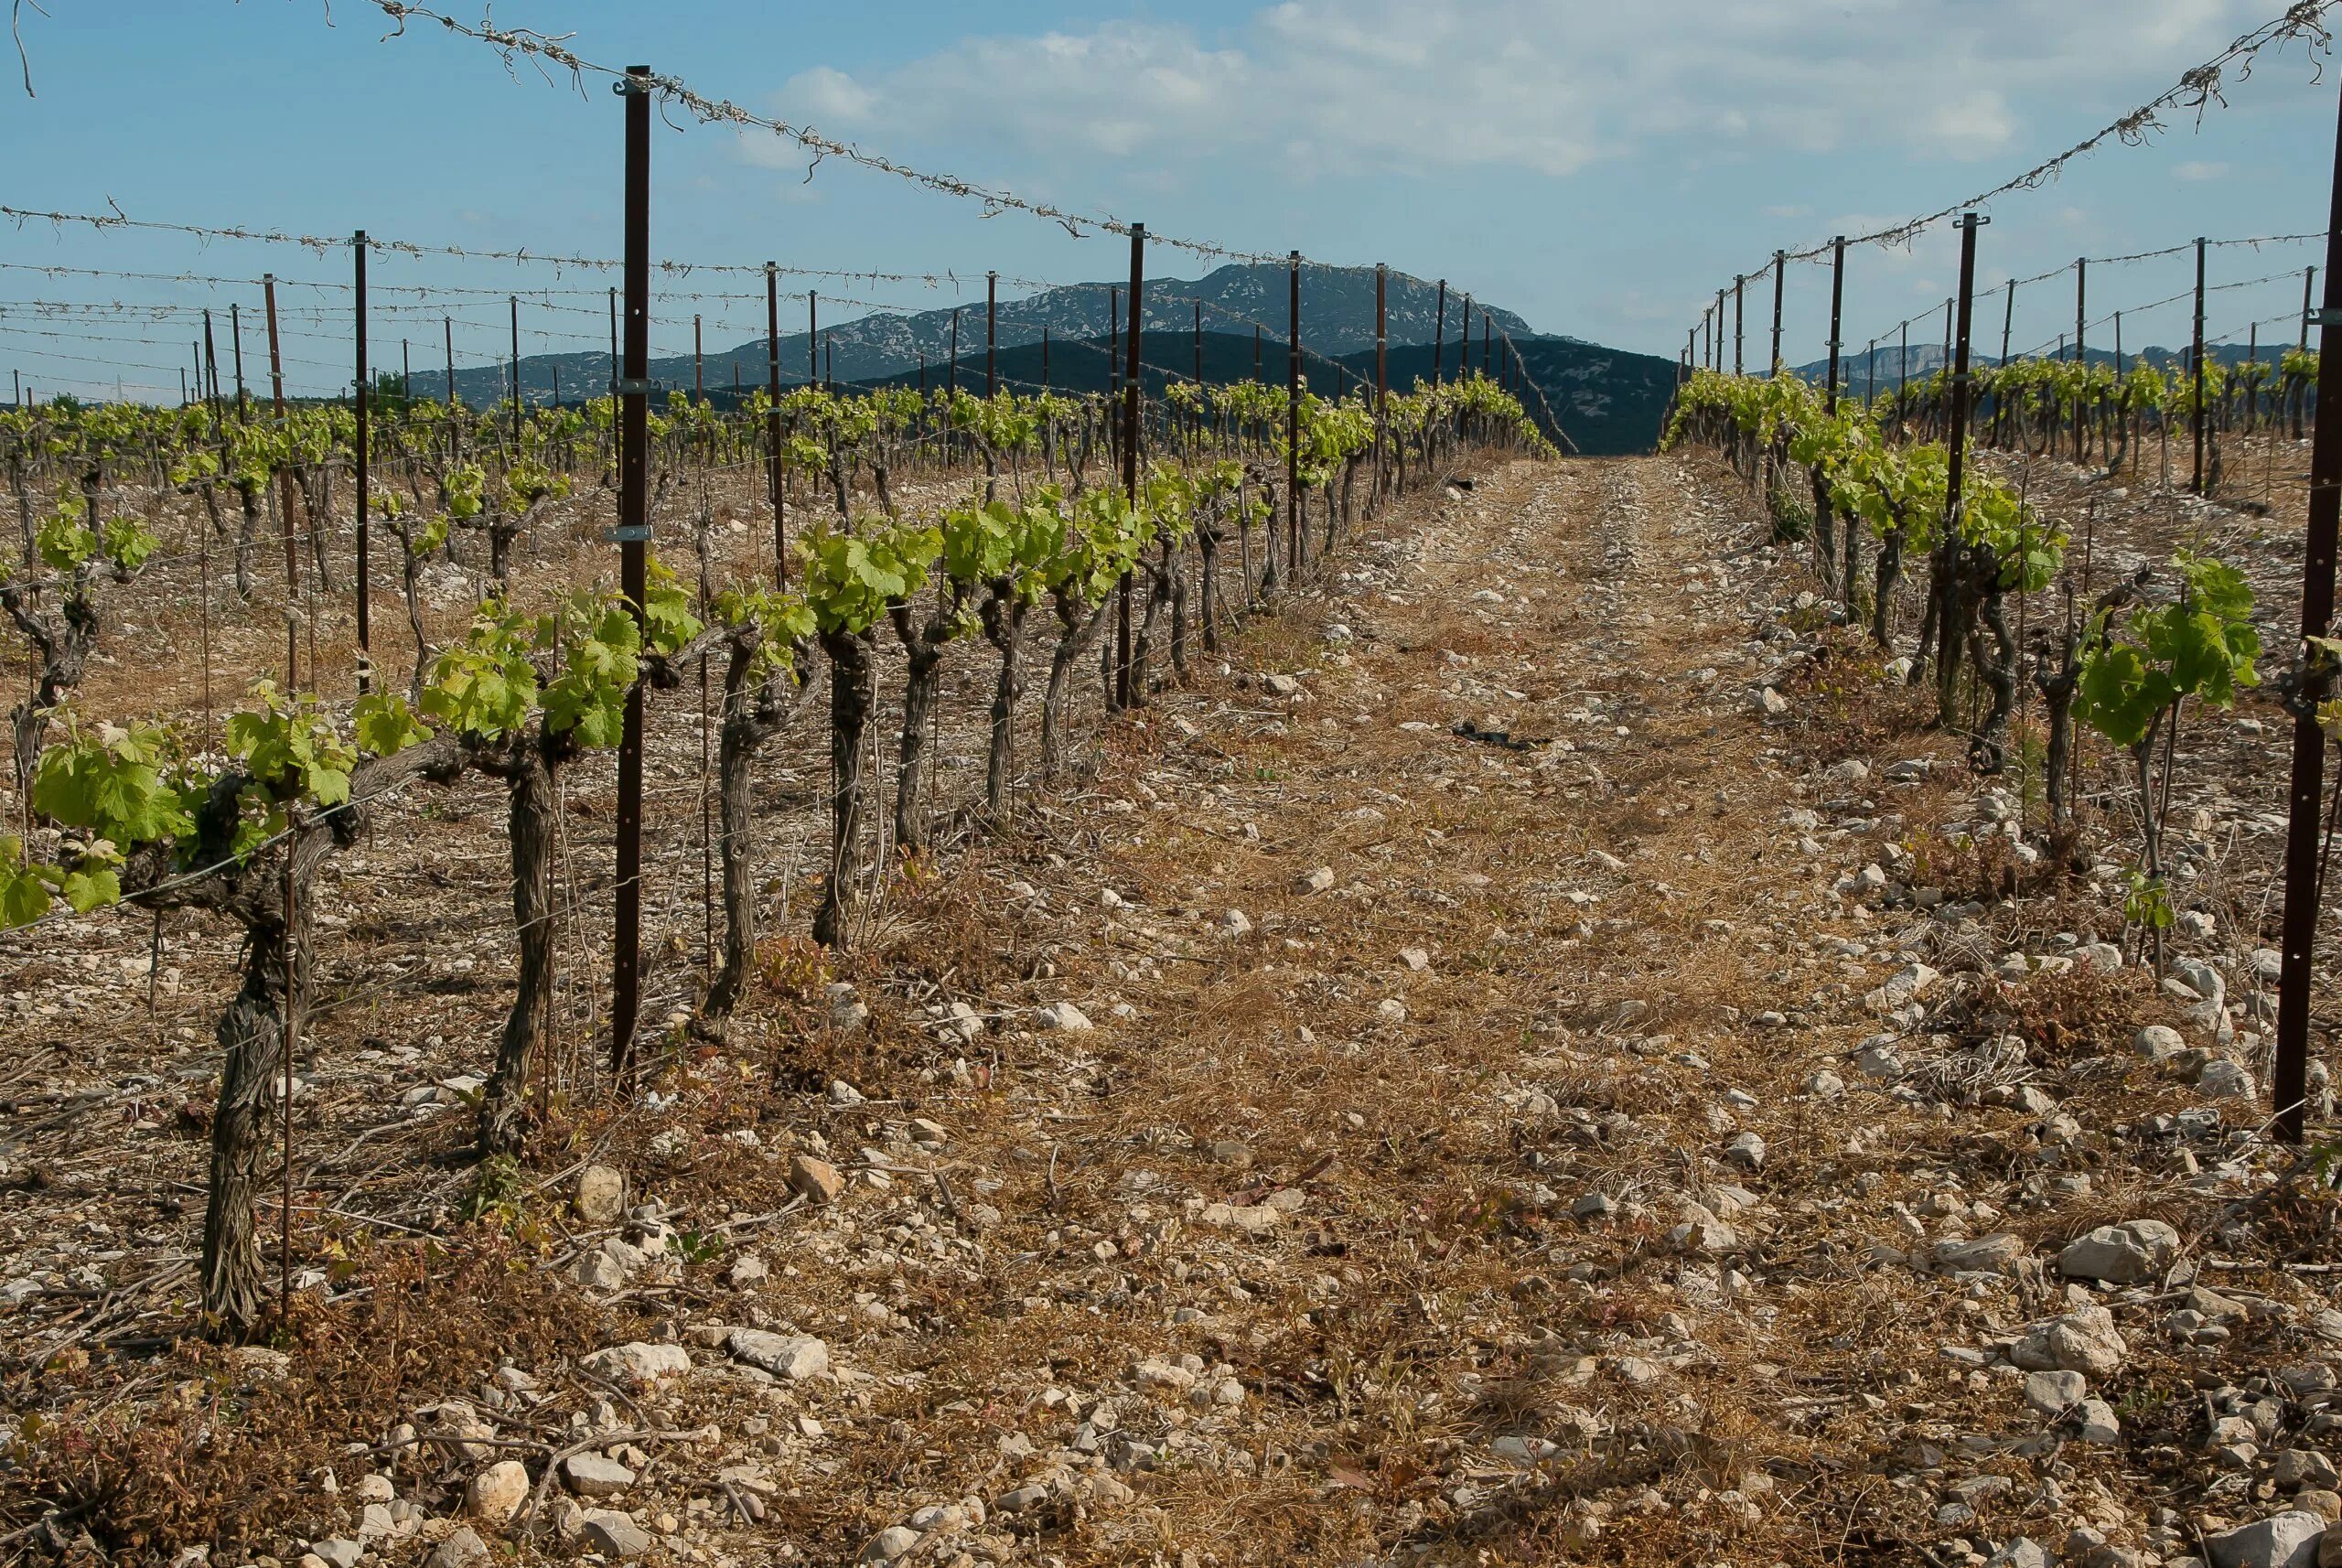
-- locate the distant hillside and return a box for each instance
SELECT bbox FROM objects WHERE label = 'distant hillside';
[1789,339,2296,393]
[404,260,1694,454]
[435,262,1533,407]
[828,330,1671,457]
[1504,338,1681,456]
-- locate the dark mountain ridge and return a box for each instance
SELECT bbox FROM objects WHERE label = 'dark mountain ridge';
[418,262,1677,453]
[1789,339,2300,392]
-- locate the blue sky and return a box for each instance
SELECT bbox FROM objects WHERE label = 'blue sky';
[0,0,2337,400]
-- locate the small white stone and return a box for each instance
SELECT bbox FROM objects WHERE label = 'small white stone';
[464,1460,531,1524]
[578,1341,691,1387]
[726,1329,830,1380]
[2198,1058,2258,1101]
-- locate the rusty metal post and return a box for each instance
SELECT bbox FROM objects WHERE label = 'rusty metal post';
[1825,237,1846,414]
[694,314,704,400]
[2076,258,2088,459]
[1375,263,1388,503]
[986,271,997,398]
[203,309,222,417]
[199,317,221,748]
[611,63,653,1076]
[509,294,521,453]
[353,231,371,695]
[1997,280,2015,441]
[1288,250,1301,576]
[768,263,785,585]
[1769,250,1784,374]
[809,291,818,384]
[262,273,300,689]
[2074,258,2087,366]
[2193,236,2208,493]
[1115,225,1144,710]
[2274,89,2342,1142]
[1935,214,1983,729]
[1733,274,1744,376]
[1192,301,1204,450]
[2305,267,2319,352]
[231,302,248,420]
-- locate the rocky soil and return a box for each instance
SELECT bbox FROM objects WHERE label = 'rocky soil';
[5,442,2342,1568]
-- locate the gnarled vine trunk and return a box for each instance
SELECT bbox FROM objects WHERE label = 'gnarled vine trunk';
[234,481,263,598]
[200,903,301,1335]
[2035,618,2080,830]
[128,740,459,1336]
[1129,545,1176,704]
[814,628,876,948]
[981,588,1030,822]
[295,463,336,594]
[1809,466,1838,598]
[1042,590,1112,781]
[1871,525,1905,650]
[1201,525,1225,649]
[477,731,561,1155]
[1167,542,1191,682]
[706,630,814,1019]
[1968,575,2017,773]
[889,594,957,855]
[3,575,97,796]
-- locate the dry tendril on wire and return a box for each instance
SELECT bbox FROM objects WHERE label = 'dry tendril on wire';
[1732,0,2342,276]
[360,0,1286,266]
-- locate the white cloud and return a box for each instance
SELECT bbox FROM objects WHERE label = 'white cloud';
[768,0,2265,183]
[793,65,876,124]
[1923,90,2018,159]
[2171,159,2230,181]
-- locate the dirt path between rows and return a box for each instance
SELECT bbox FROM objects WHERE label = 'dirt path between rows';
[14,451,2331,1568]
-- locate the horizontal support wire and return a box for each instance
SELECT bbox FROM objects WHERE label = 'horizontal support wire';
[1694,0,2340,328]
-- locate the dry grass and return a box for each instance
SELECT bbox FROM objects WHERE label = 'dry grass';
[4,443,2340,1566]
